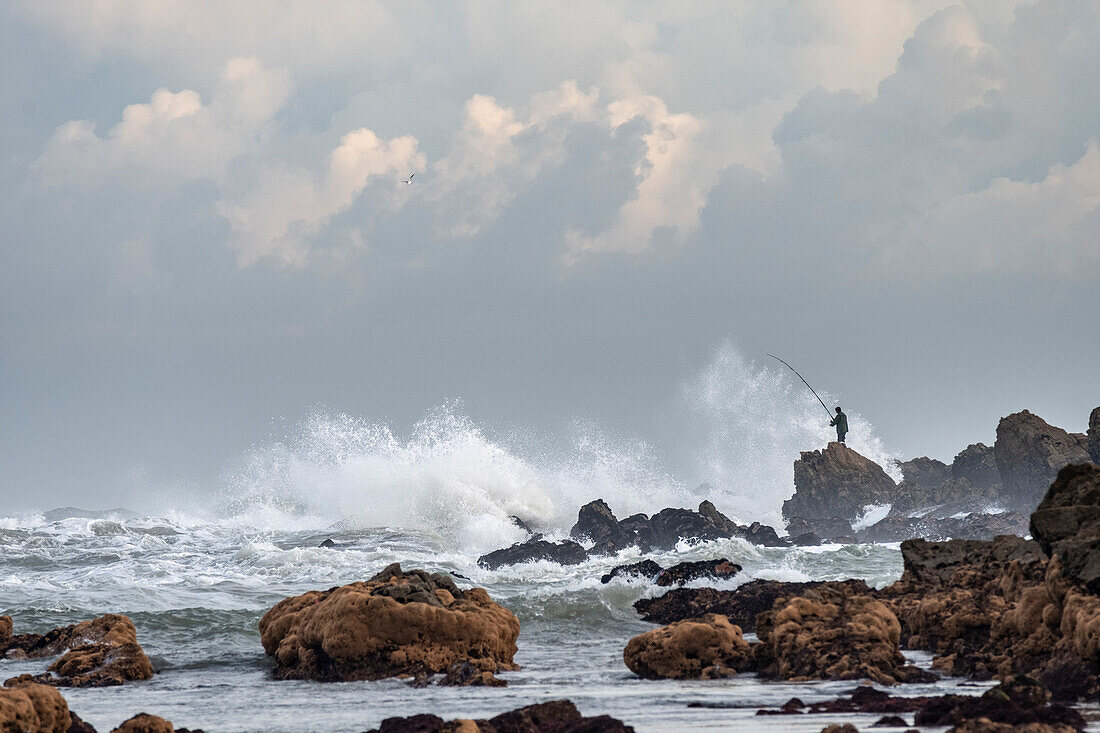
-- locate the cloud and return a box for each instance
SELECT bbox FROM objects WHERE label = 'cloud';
[34,57,291,184]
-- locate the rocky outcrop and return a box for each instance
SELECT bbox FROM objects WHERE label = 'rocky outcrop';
[1,615,153,687]
[995,410,1092,511]
[1030,462,1100,593]
[600,560,664,584]
[655,559,740,587]
[753,582,933,685]
[952,443,1003,492]
[623,614,754,679]
[476,538,586,569]
[111,714,175,733]
[365,700,635,733]
[0,682,70,733]
[570,500,633,551]
[786,515,853,541]
[856,511,1029,543]
[258,563,519,684]
[784,443,896,524]
[698,501,786,546]
[1089,407,1100,465]
[897,456,951,492]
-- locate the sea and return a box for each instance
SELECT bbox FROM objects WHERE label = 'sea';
[4,351,1093,731]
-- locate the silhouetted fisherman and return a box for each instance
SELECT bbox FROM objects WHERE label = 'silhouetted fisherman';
[830,406,848,443]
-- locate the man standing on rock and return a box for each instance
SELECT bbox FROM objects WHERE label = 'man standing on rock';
[830,406,848,443]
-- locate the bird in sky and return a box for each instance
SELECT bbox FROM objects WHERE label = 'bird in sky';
[402,173,415,185]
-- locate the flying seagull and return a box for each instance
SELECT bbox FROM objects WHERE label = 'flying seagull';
[402,173,415,185]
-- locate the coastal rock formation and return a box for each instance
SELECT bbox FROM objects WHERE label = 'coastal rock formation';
[856,511,1029,543]
[570,500,633,551]
[623,614,754,679]
[995,410,1092,510]
[753,582,932,685]
[1031,462,1100,592]
[1,615,153,687]
[259,563,519,683]
[476,538,586,569]
[1089,407,1100,464]
[110,714,175,733]
[365,700,635,733]
[786,515,853,541]
[0,682,70,733]
[784,443,896,524]
[655,559,741,587]
[600,560,664,584]
[897,456,951,493]
[952,443,1003,492]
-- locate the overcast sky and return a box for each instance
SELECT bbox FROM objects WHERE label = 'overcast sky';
[2,1,1097,509]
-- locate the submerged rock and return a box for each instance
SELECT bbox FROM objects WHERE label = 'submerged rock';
[623,614,754,680]
[995,410,1092,511]
[476,538,586,569]
[784,443,896,525]
[600,560,664,584]
[365,700,635,733]
[259,563,519,684]
[1,614,153,687]
[655,559,741,587]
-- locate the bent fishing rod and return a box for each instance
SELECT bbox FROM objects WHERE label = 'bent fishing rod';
[765,354,833,419]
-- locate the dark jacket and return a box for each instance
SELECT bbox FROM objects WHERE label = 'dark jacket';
[830,412,848,435]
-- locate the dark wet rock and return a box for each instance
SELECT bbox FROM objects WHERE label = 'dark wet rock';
[872,715,909,727]
[1,614,153,687]
[570,500,625,549]
[913,676,1084,731]
[438,661,507,687]
[318,538,336,548]
[259,563,519,683]
[476,538,586,569]
[68,711,98,733]
[600,560,664,584]
[754,582,935,685]
[508,515,534,534]
[366,700,635,732]
[699,501,787,547]
[827,535,859,545]
[655,559,741,587]
[634,578,872,632]
[648,507,723,548]
[856,511,1029,543]
[897,456,951,492]
[785,442,896,524]
[788,515,854,538]
[623,614,755,679]
[953,443,1003,492]
[1030,462,1100,593]
[820,725,859,733]
[995,410,1092,511]
[791,532,822,546]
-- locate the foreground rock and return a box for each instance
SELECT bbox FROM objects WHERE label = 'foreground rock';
[1030,462,1100,593]
[0,682,70,733]
[784,443,896,526]
[1,614,153,687]
[476,538,586,569]
[259,563,519,684]
[365,700,635,733]
[623,614,753,679]
[1089,407,1100,464]
[995,410,1093,511]
[753,582,934,684]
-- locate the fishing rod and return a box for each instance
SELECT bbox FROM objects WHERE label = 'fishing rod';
[765,354,833,419]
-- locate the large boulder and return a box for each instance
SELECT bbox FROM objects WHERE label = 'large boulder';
[655,559,741,587]
[1089,407,1100,464]
[897,456,951,491]
[476,538,586,569]
[111,714,175,733]
[784,443,897,524]
[648,508,724,549]
[995,411,1092,511]
[366,700,635,733]
[623,614,754,680]
[258,563,519,683]
[952,443,1003,492]
[1,615,153,687]
[754,582,932,685]
[1030,463,1100,593]
[569,500,625,548]
[0,682,70,733]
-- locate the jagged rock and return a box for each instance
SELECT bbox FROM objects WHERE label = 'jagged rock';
[699,501,787,547]
[784,443,896,524]
[600,560,664,584]
[258,563,519,683]
[509,515,534,534]
[995,411,1092,511]
[787,515,854,539]
[633,579,872,631]
[0,682,70,733]
[897,457,951,491]
[914,676,1084,731]
[1,615,153,687]
[648,507,723,548]
[791,532,822,546]
[1088,408,1100,465]
[623,614,754,679]
[754,582,933,685]
[476,538,586,569]
[857,512,1029,543]
[366,700,635,732]
[655,559,741,587]
[569,500,625,549]
[318,539,336,548]
[110,714,174,733]
[1030,463,1100,593]
[953,443,1003,491]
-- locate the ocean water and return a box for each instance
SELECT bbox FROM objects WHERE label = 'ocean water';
[2,350,1072,731]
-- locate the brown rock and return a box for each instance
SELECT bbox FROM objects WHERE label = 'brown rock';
[0,616,11,645]
[1,615,153,687]
[110,713,173,733]
[995,411,1092,511]
[258,563,519,683]
[784,443,896,524]
[623,614,754,679]
[0,682,70,733]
